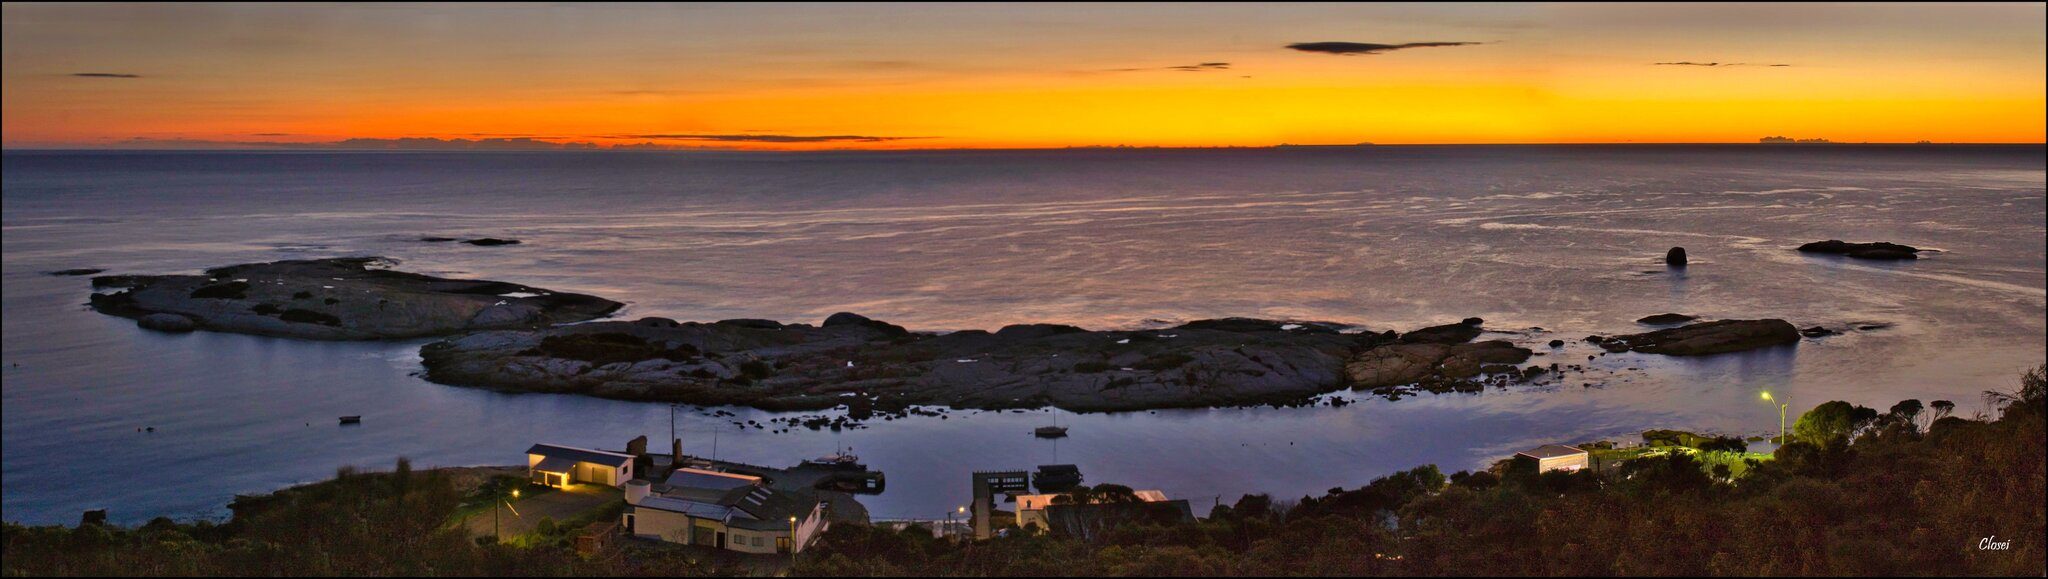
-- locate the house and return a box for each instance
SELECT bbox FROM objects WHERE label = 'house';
[1012,489,1187,538]
[622,468,828,554]
[527,443,636,488]
[1515,444,1590,472]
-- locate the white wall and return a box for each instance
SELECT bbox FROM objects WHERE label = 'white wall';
[627,508,694,544]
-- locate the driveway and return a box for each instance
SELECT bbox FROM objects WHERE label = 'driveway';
[464,484,620,540]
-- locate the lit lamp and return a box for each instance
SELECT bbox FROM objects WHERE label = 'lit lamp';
[1761,392,1787,446]
[788,516,799,565]
[496,488,522,543]
[949,506,965,541]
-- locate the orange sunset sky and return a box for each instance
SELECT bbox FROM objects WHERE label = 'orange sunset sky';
[3,2,2044,150]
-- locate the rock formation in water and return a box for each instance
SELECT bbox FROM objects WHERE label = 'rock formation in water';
[1797,240,1922,260]
[1588,319,1800,356]
[1636,313,1698,325]
[420,314,1385,412]
[1665,247,1687,266]
[418,310,1559,411]
[45,268,105,276]
[86,257,620,340]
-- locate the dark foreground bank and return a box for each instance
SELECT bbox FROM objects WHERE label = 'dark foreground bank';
[7,365,2040,577]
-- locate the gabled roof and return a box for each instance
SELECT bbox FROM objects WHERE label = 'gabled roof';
[634,495,734,519]
[527,443,634,467]
[632,480,820,529]
[1516,444,1588,460]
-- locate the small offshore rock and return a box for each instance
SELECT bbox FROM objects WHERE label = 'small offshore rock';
[46,268,106,276]
[1797,240,1922,260]
[1636,313,1698,325]
[1665,247,1687,266]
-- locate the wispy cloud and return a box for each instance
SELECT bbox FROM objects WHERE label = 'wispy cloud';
[1652,62,1792,67]
[1284,41,1479,55]
[70,72,142,78]
[1106,62,1232,73]
[602,133,934,143]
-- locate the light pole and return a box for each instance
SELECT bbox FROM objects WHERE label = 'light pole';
[495,488,521,543]
[1761,392,1787,447]
[788,516,799,567]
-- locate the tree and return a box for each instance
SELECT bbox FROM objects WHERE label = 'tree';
[1794,401,1876,448]
[1889,399,1923,422]
[1929,400,1956,422]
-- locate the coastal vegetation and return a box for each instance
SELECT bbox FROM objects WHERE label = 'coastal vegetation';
[794,365,2043,576]
[5,367,2038,575]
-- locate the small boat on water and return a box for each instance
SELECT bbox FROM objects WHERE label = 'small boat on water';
[1033,409,1069,438]
[338,415,362,425]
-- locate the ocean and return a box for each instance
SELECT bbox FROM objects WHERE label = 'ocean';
[3,145,2043,525]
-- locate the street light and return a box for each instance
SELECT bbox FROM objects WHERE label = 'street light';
[948,506,966,541]
[1762,392,1787,447]
[495,488,522,543]
[788,516,799,567]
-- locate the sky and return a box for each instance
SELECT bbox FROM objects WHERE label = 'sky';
[3,2,2044,150]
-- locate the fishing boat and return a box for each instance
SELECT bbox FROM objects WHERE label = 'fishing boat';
[804,449,864,470]
[338,415,362,425]
[802,447,887,493]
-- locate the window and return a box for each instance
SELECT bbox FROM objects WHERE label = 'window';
[752,536,764,547]
[777,537,792,553]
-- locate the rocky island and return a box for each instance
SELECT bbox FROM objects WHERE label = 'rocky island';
[419,312,1566,411]
[1588,319,1801,356]
[86,257,622,339]
[79,261,1825,411]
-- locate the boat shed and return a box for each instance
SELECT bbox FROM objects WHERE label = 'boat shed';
[527,443,636,488]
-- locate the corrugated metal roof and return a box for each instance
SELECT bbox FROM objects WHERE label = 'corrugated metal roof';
[526,443,633,467]
[665,468,759,491]
[633,496,733,519]
[1517,444,1587,459]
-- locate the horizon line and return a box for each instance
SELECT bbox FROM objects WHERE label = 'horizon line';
[5,141,2043,153]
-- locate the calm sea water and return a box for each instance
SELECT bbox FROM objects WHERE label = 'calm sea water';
[3,146,2043,525]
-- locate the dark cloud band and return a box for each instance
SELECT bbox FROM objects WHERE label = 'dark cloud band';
[1653,62,1792,67]
[70,72,141,78]
[1284,42,1478,55]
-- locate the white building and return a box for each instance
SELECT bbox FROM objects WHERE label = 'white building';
[622,468,828,555]
[526,443,636,488]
